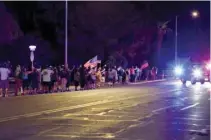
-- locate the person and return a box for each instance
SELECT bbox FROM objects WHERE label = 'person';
[79,66,86,90]
[22,67,30,95]
[0,63,11,97]
[130,66,135,82]
[30,68,39,94]
[122,69,126,84]
[111,67,118,86]
[96,67,102,88]
[141,60,150,81]
[59,66,68,92]
[126,68,130,83]
[41,66,54,93]
[134,66,139,82]
[60,66,68,92]
[101,68,106,87]
[86,67,92,89]
[151,67,158,80]
[51,68,59,92]
[74,68,80,91]
[108,67,117,86]
[107,68,113,86]
[15,65,23,96]
[117,67,124,83]
[90,68,96,89]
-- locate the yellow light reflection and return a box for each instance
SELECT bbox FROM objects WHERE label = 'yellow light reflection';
[83,117,89,120]
[104,133,115,139]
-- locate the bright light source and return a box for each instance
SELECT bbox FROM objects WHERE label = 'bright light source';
[29,45,36,51]
[191,10,199,18]
[174,66,183,76]
[193,69,202,77]
[206,63,211,69]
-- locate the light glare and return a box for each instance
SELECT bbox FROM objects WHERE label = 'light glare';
[193,69,201,77]
[29,45,36,51]
[191,11,199,18]
[174,66,183,76]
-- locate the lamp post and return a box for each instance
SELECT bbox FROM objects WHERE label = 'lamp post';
[65,0,68,68]
[29,45,36,69]
[175,10,199,66]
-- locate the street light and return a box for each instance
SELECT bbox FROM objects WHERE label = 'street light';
[29,45,36,68]
[191,10,199,18]
[65,0,68,68]
[175,10,199,66]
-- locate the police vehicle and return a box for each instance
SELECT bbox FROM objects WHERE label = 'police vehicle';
[174,62,210,85]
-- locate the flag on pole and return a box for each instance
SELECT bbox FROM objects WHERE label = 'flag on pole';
[141,62,149,70]
[84,55,101,68]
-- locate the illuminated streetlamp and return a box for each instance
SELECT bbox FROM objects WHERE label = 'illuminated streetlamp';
[29,45,36,68]
[191,10,199,18]
[175,10,199,65]
[65,0,68,68]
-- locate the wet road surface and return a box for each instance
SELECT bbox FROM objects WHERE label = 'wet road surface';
[0,80,210,140]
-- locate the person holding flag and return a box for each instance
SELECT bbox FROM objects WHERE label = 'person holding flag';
[84,55,101,69]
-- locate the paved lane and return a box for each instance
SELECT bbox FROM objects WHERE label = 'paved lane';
[0,80,210,140]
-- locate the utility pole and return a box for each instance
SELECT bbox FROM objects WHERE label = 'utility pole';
[175,15,178,66]
[65,0,68,68]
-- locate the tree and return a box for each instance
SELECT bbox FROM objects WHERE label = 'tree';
[156,20,172,66]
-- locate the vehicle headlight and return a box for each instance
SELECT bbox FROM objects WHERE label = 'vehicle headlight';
[174,66,183,76]
[206,63,211,69]
[193,69,202,77]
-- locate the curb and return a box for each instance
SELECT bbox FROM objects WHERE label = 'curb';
[128,79,166,85]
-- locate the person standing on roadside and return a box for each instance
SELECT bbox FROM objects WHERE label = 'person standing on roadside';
[22,67,30,95]
[41,66,54,93]
[96,67,102,88]
[74,68,80,91]
[0,63,11,97]
[79,66,86,90]
[30,67,39,94]
[15,65,23,96]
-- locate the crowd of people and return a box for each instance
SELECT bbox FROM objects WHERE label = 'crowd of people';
[0,61,158,97]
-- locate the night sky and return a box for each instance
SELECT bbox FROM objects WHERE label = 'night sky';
[1,1,210,67]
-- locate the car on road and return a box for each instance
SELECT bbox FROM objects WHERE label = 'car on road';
[174,63,210,85]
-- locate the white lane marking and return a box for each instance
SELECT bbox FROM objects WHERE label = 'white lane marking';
[115,120,154,136]
[43,134,135,140]
[180,103,200,111]
[152,105,176,113]
[63,113,121,117]
[175,117,208,121]
[39,117,140,122]
[129,79,166,85]
[97,112,107,116]
[37,126,61,136]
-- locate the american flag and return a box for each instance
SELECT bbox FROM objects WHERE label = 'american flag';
[84,56,101,68]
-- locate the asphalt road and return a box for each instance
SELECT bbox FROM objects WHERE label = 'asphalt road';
[0,80,210,140]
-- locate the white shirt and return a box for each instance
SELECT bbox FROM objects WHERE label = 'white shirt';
[0,67,10,80]
[41,69,54,82]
